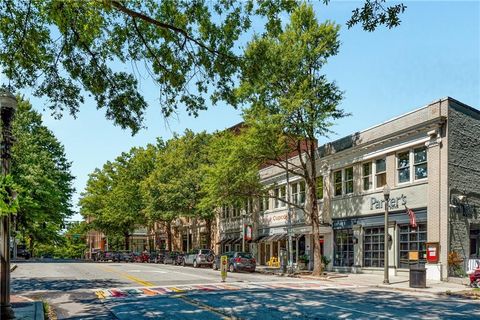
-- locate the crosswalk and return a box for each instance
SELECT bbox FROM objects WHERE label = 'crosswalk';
[94,281,357,300]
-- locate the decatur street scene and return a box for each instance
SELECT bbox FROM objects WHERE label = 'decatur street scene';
[0,1,479,319]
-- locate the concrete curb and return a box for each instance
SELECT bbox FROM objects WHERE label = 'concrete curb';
[12,301,44,320]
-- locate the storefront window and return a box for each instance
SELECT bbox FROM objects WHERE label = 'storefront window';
[334,171,342,196]
[334,229,354,267]
[375,158,387,188]
[344,167,354,194]
[397,151,410,183]
[414,147,428,180]
[363,227,385,267]
[363,162,372,191]
[399,223,427,268]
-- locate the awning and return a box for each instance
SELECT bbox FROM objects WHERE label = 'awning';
[232,237,242,244]
[216,237,230,245]
[252,235,267,243]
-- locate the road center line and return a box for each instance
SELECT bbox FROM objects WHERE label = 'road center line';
[95,265,155,287]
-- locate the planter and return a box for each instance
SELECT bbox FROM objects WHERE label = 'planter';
[298,261,308,270]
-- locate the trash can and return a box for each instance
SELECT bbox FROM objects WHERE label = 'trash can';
[279,249,287,273]
[409,265,426,288]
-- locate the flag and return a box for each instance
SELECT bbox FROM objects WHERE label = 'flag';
[406,206,417,228]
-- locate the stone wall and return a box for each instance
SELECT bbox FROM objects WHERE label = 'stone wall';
[448,100,480,274]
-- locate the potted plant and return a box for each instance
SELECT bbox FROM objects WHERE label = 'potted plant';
[298,254,309,270]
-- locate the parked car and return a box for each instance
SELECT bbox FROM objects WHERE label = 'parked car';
[113,251,134,262]
[16,246,31,259]
[101,251,115,262]
[182,249,215,268]
[154,250,169,264]
[175,252,186,265]
[213,251,256,273]
[163,251,181,265]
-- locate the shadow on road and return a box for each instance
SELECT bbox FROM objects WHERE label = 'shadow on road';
[12,278,126,293]
[104,287,480,319]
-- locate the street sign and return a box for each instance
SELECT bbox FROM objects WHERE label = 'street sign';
[220,255,228,282]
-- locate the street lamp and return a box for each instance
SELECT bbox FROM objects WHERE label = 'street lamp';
[383,184,391,285]
[0,88,17,319]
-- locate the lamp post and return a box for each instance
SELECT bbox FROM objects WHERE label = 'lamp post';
[383,184,391,285]
[0,88,17,319]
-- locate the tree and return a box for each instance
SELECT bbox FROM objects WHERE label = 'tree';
[0,1,404,134]
[80,145,156,249]
[215,4,346,275]
[12,98,75,256]
[142,130,214,250]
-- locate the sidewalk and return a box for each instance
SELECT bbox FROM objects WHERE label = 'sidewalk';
[299,272,471,296]
[10,296,44,320]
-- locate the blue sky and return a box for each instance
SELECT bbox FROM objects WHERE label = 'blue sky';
[19,1,480,220]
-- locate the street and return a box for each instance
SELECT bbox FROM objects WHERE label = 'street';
[10,261,480,319]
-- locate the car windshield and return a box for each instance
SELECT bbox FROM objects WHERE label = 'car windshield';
[237,252,253,259]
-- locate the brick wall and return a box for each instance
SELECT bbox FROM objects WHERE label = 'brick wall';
[448,100,480,274]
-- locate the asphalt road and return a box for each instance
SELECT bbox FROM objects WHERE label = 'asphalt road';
[11,261,480,319]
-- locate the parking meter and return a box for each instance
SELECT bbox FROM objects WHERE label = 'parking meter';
[221,255,228,282]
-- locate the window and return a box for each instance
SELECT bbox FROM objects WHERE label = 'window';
[334,171,342,196]
[260,196,269,212]
[299,181,306,204]
[292,183,298,204]
[274,186,286,208]
[397,151,410,183]
[375,158,386,188]
[414,147,428,180]
[363,227,385,267]
[344,167,354,194]
[334,229,354,267]
[316,176,323,199]
[362,163,372,191]
[399,223,427,268]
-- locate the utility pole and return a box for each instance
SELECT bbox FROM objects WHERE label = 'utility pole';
[0,88,17,319]
[285,156,293,274]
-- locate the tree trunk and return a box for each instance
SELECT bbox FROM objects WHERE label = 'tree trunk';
[29,235,34,258]
[205,218,212,249]
[308,141,323,276]
[124,232,130,251]
[166,221,172,251]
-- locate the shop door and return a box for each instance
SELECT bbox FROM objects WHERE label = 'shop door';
[265,243,271,263]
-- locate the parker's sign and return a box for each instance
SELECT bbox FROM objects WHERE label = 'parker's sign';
[370,194,407,210]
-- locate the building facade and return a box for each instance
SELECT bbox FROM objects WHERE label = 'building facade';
[217,97,479,281]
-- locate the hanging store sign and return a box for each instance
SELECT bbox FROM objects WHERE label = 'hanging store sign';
[244,225,252,241]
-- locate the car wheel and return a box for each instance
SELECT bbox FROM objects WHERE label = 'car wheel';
[229,264,235,273]
[193,260,198,268]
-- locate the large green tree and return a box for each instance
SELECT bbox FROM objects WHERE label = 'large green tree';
[12,98,75,256]
[0,0,404,134]
[208,4,346,275]
[80,145,156,249]
[142,130,214,250]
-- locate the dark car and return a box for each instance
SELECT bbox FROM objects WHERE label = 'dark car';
[175,252,185,265]
[16,246,31,259]
[113,251,134,262]
[163,251,181,265]
[154,250,169,264]
[213,251,256,273]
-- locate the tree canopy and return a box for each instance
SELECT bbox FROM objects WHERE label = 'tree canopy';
[0,0,405,134]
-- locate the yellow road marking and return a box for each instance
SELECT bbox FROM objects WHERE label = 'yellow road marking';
[96,265,155,287]
[175,295,238,320]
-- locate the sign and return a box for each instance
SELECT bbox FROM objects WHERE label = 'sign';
[244,225,252,241]
[370,194,407,210]
[220,255,228,282]
[408,251,419,261]
[426,242,439,263]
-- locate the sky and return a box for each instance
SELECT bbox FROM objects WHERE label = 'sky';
[15,1,480,221]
